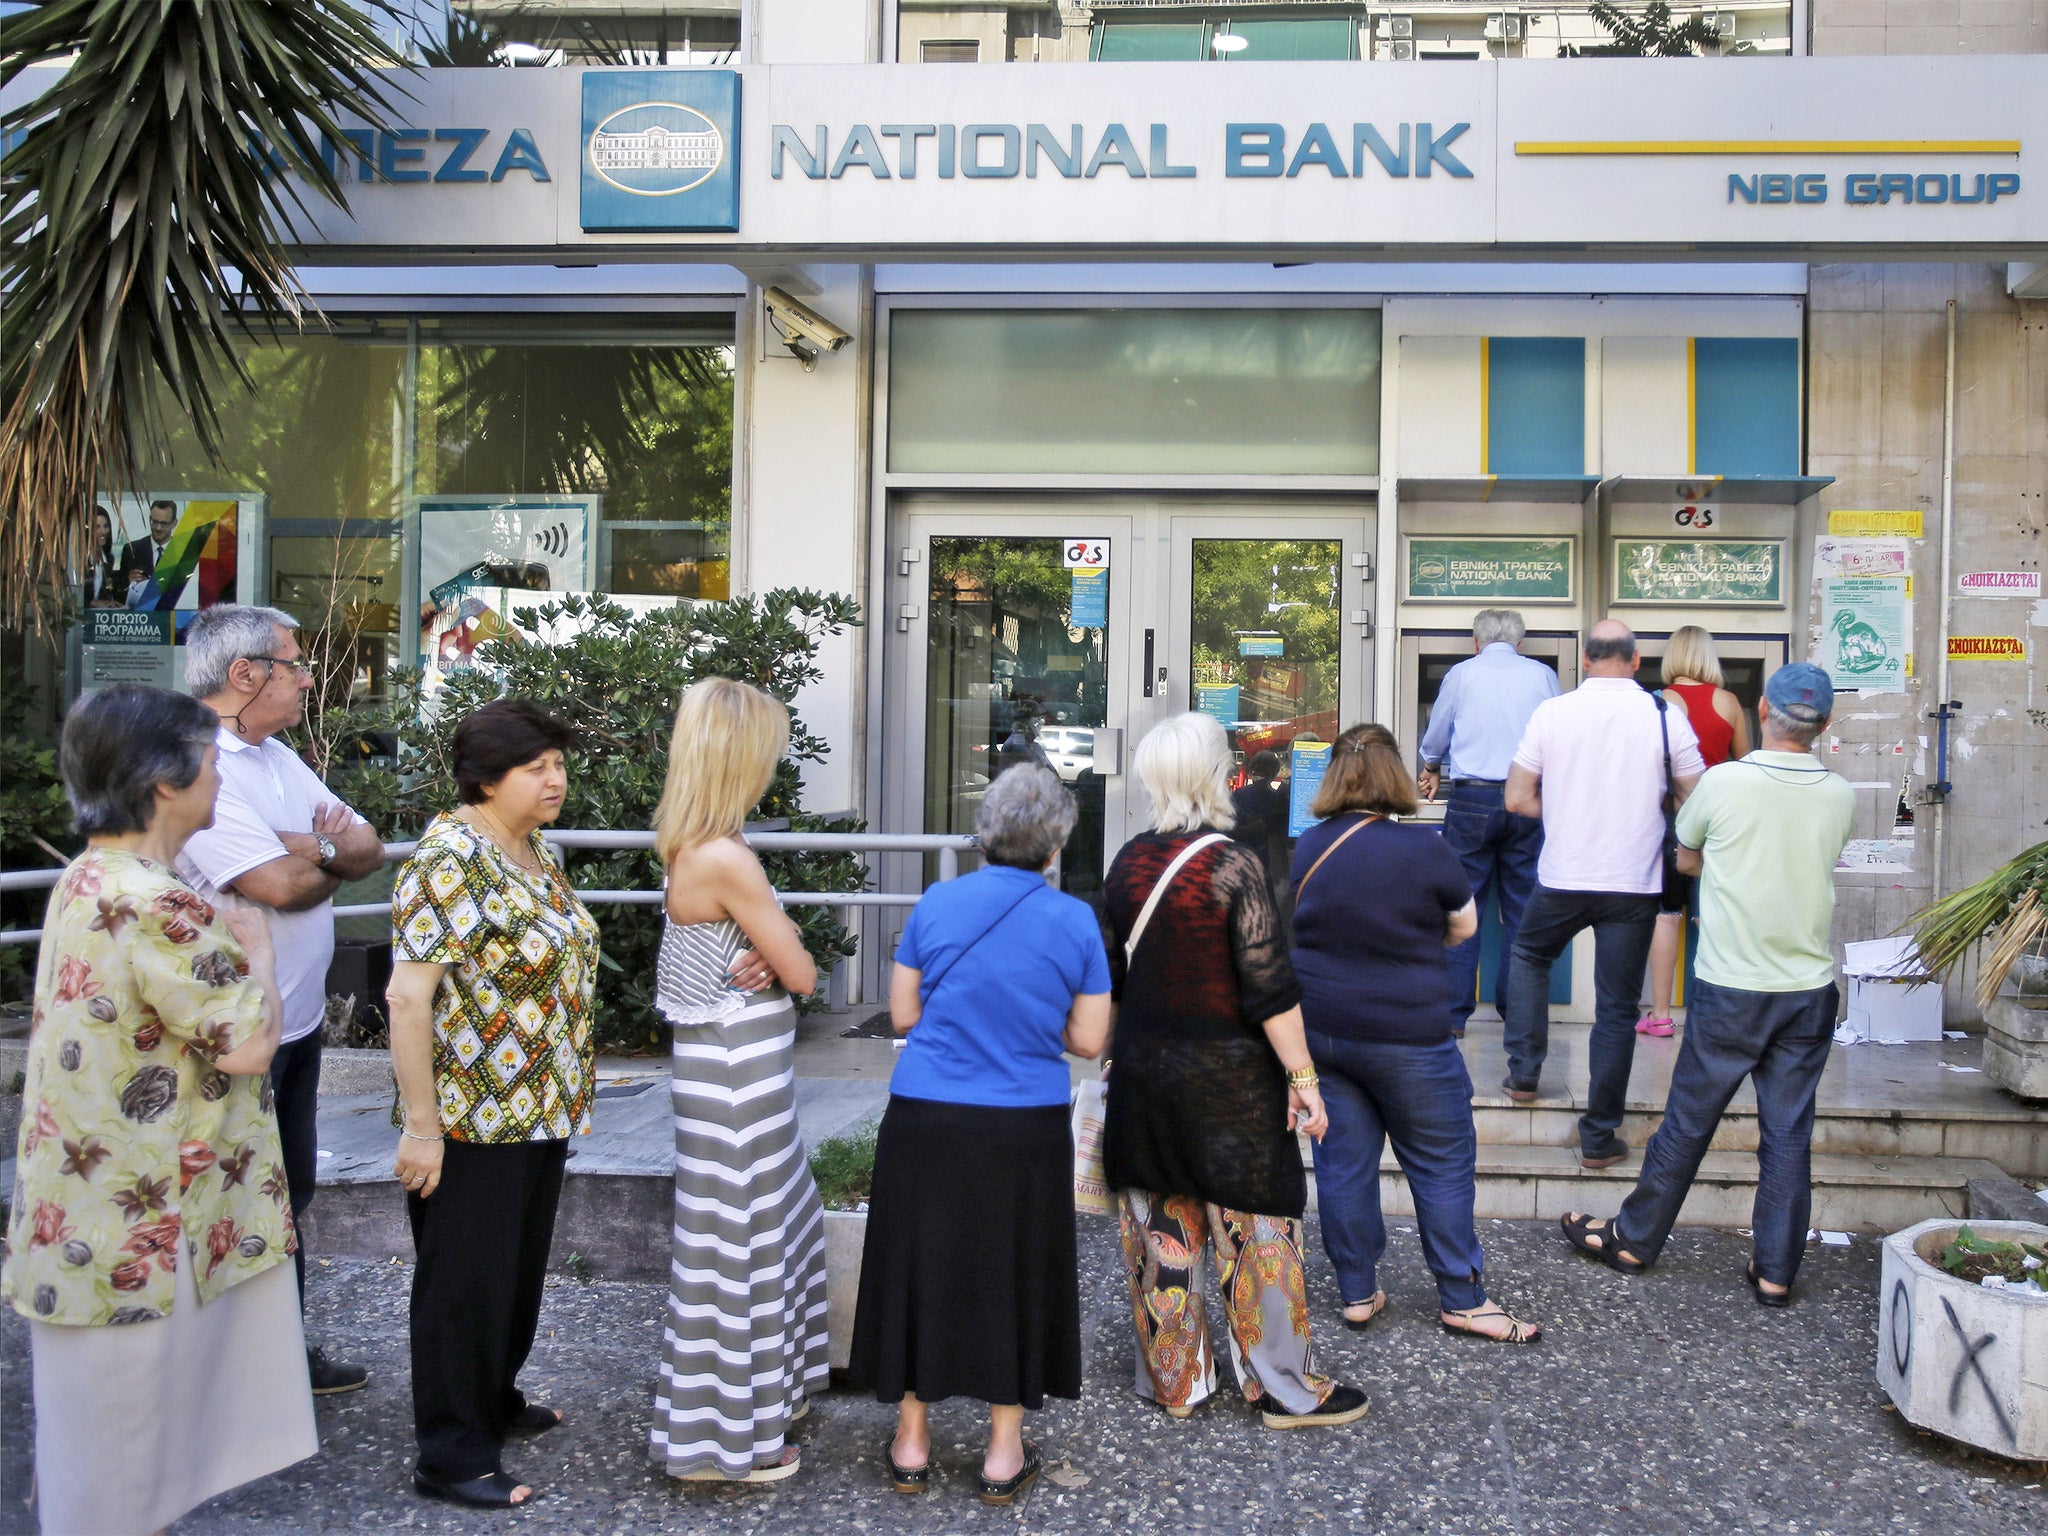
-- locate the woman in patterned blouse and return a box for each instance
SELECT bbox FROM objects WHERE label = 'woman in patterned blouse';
[4,685,314,1536]
[385,699,600,1510]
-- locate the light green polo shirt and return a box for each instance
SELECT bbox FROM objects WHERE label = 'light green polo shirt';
[1675,751,1856,993]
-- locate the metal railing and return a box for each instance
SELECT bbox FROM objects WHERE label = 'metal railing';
[0,829,976,945]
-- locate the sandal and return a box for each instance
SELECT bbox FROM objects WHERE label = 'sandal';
[1744,1262,1792,1309]
[414,1470,534,1508]
[505,1404,562,1437]
[1440,1303,1541,1344]
[1560,1212,1646,1273]
[886,1441,930,1495]
[978,1442,1042,1507]
[678,1446,801,1484]
[1341,1291,1387,1330]
[1635,1016,1675,1038]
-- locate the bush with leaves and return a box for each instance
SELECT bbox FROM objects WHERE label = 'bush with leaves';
[309,590,866,1052]
[0,669,75,1001]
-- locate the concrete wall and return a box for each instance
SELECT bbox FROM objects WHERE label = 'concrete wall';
[1809,5,2048,1021]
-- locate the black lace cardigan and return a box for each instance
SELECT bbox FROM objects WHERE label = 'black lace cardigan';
[1098,829,1306,1218]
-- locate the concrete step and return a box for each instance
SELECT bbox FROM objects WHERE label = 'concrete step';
[1467,1094,2048,1175]
[1368,1143,2002,1235]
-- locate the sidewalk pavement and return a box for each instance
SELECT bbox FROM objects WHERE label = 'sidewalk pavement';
[3,1218,2040,1535]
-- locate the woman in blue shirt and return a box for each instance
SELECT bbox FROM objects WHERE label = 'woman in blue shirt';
[1291,725,1540,1346]
[848,765,1111,1507]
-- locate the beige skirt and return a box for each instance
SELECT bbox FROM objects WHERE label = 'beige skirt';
[28,1254,319,1536]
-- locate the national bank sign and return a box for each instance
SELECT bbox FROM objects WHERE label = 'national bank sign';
[579,70,740,232]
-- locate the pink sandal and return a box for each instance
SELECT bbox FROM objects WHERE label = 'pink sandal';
[1635,1016,1675,1037]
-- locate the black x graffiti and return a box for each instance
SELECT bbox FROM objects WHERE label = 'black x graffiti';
[1941,1295,2016,1447]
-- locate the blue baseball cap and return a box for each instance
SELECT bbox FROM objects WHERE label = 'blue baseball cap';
[1764,662,1833,723]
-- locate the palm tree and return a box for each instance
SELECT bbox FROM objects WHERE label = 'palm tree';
[0,0,403,631]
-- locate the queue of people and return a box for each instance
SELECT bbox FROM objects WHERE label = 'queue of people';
[5,604,1857,1528]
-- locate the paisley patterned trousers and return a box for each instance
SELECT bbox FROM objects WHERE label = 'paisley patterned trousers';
[1117,1189,1332,1417]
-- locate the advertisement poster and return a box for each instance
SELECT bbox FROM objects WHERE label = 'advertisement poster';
[1068,567,1108,628]
[1820,576,1909,693]
[1612,539,1783,606]
[1195,683,1241,727]
[1957,571,2040,598]
[1287,739,1332,837]
[1404,537,1574,603]
[1828,510,1924,539]
[1947,635,2026,662]
[79,609,177,695]
[95,492,260,621]
[415,495,598,666]
[423,586,683,694]
[1814,537,1910,582]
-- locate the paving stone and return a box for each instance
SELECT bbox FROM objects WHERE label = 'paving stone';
[4,1220,2042,1534]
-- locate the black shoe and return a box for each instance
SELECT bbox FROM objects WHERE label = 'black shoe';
[978,1442,1042,1506]
[414,1470,533,1508]
[1745,1263,1793,1308]
[308,1347,369,1395]
[1501,1076,1539,1103]
[1578,1138,1629,1170]
[1261,1384,1369,1430]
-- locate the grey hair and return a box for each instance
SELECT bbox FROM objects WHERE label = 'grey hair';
[1763,702,1825,750]
[1472,608,1526,648]
[1135,712,1238,834]
[976,764,1078,868]
[60,686,220,836]
[184,604,300,697]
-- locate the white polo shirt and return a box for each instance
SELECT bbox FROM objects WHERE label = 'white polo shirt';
[177,728,367,1043]
[1512,677,1706,895]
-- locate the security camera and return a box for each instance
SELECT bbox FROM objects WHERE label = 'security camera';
[763,286,852,370]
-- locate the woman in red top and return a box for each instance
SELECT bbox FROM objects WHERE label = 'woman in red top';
[1640,627,1752,1036]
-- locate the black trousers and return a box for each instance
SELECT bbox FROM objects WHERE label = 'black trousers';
[268,1030,323,1308]
[407,1138,568,1482]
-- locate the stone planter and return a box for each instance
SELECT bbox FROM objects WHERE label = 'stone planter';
[1982,997,2048,1102]
[822,1208,867,1371]
[1876,1218,2048,1461]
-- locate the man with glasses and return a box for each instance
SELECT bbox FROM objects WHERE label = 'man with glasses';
[181,605,386,1395]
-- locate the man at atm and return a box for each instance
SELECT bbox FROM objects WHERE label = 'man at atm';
[1416,609,1560,1036]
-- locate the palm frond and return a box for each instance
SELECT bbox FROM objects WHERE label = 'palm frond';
[1906,839,2048,999]
[1,0,406,630]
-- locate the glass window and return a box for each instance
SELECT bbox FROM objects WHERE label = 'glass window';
[920,39,980,62]
[889,309,1380,475]
[1223,19,1356,61]
[1091,22,1205,60]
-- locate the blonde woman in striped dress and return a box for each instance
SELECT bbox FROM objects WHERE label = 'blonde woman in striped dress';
[648,678,830,1484]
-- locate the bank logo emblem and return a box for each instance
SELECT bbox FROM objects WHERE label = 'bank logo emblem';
[588,103,724,196]
[579,70,740,233]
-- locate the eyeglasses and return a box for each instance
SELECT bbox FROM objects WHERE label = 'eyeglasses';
[247,655,312,677]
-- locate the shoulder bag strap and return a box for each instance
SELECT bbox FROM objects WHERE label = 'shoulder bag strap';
[1294,812,1379,901]
[1654,694,1676,811]
[1123,832,1229,965]
[921,879,1050,1001]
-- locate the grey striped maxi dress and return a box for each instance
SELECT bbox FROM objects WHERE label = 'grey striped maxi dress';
[650,917,831,1479]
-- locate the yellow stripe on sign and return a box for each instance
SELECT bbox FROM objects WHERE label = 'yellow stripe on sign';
[1514,140,2021,156]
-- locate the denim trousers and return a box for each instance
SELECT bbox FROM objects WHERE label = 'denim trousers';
[268,1029,324,1309]
[1439,783,1544,1031]
[1502,886,1659,1151]
[1304,1029,1487,1312]
[1615,978,1838,1287]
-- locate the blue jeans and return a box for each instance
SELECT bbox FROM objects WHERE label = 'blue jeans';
[1502,886,1659,1152]
[1615,978,1838,1287]
[1305,1030,1487,1312]
[1439,782,1544,1031]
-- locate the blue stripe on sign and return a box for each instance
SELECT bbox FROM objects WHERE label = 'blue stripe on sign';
[1484,337,1585,476]
[1692,337,1799,477]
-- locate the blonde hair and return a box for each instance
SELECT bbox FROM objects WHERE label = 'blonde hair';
[1134,713,1237,834]
[653,678,790,862]
[1663,625,1725,689]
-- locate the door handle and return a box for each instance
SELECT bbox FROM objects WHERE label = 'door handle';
[1143,629,1155,698]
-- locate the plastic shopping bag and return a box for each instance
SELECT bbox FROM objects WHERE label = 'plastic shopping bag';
[1070,1076,1114,1215]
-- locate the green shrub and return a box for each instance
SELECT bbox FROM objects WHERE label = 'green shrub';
[0,668,74,1001]
[308,589,866,1053]
[807,1121,878,1211]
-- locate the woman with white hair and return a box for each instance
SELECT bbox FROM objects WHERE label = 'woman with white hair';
[647,678,829,1485]
[1099,714,1369,1433]
[1641,626,1750,1038]
[849,764,1111,1507]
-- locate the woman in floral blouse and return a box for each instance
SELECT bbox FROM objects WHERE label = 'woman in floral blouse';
[385,698,600,1510]
[4,685,313,1536]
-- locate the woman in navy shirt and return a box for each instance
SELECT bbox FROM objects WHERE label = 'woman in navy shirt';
[1290,724,1540,1345]
[848,765,1111,1506]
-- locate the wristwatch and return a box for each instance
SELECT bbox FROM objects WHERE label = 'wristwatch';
[314,833,337,868]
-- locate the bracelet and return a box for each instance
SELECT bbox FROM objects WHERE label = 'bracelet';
[1286,1067,1320,1090]
[400,1128,444,1144]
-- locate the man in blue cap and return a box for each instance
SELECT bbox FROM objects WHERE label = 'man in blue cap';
[1558,662,1854,1307]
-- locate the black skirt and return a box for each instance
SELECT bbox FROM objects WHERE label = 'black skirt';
[846,1094,1081,1409]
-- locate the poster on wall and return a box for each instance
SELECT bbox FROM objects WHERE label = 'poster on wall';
[94,492,261,622]
[414,495,599,666]
[1403,537,1575,604]
[1611,539,1783,606]
[1287,739,1332,837]
[1820,576,1909,694]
